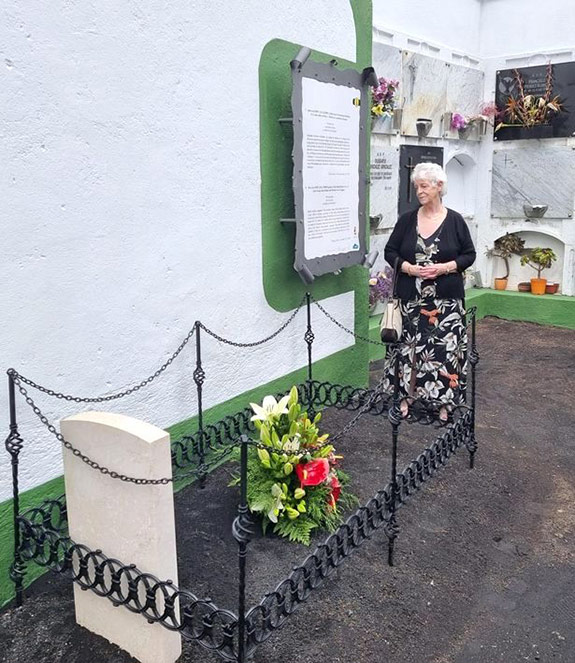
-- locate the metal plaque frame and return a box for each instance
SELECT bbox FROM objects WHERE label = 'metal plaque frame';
[290,50,372,283]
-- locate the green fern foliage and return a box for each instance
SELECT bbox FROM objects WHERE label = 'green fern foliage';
[232,386,357,545]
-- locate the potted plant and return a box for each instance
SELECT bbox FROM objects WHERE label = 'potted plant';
[370,77,399,132]
[520,247,557,295]
[495,63,563,135]
[369,266,394,314]
[486,233,525,290]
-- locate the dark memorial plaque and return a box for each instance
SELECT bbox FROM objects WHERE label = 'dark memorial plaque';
[398,145,443,217]
[495,61,575,141]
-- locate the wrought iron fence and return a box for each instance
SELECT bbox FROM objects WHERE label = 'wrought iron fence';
[4,295,479,662]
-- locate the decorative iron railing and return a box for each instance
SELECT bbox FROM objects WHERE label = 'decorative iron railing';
[4,296,479,662]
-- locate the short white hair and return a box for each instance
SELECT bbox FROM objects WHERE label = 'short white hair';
[411,162,448,196]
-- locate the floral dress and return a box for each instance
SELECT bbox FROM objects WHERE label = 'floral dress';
[381,225,468,405]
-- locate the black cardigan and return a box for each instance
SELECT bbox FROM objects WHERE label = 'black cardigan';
[384,208,476,301]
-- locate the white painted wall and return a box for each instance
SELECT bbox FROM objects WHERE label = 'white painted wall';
[374,0,575,60]
[480,0,575,58]
[373,0,482,55]
[0,1,358,500]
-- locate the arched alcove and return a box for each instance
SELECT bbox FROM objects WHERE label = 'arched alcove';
[443,153,477,219]
[489,228,567,292]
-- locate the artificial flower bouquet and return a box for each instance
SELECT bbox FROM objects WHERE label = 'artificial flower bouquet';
[369,266,394,308]
[370,77,400,118]
[233,387,356,545]
[450,103,498,134]
[495,64,563,131]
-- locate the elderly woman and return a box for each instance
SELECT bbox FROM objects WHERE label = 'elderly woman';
[382,162,476,419]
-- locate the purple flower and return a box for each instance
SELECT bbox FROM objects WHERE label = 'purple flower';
[450,113,467,130]
[370,78,399,117]
[369,266,394,307]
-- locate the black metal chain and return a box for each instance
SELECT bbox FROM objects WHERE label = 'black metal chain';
[311,295,477,347]
[11,375,237,485]
[8,295,307,402]
[329,374,389,443]
[11,371,329,483]
[198,294,306,348]
[7,326,197,404]
[310,295,385,347]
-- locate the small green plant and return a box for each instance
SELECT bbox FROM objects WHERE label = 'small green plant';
[520,247,557,279]
[486,233,525,279]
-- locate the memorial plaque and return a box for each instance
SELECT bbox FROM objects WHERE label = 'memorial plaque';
[369,146,399,228]
[495,61,575,141]
[291,55,369,282]
[372,42,402,83]
[491,146,575,219]
[401,52,448,138]
[446,64,484,123]
[398,145,443,217]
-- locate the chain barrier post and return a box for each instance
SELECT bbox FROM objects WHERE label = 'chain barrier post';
[468,311,479,469]
[304,293,315,420]
[5,370,25,606]
[232,435,253,663]
[193,322,207,488]
[386,350,402,567]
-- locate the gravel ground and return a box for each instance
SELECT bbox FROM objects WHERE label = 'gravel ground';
[1,317,574,663]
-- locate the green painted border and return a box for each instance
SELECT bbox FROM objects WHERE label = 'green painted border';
[465,288,575,329]
[258,0,373,311]
[259,40,367,312]
[367,289,575,361]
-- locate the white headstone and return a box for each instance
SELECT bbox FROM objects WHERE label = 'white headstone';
[61,411,181,663]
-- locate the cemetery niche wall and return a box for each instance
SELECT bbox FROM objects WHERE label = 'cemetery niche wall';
[368,42,483,276]
[494,61,575,141]
[290,49,373,284]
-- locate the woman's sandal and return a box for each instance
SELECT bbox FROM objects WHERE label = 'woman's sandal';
[438,405,451,423]
[400,398,412,418]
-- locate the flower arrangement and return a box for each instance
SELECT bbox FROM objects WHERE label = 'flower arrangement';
[369,266,394,308]
[450,103,498,132]
[496,64,563,131]
[235,387,356,545]
[370,77,400,118]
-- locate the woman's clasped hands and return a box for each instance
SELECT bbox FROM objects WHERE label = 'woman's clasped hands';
[405,263,449,279]
[419,263,447,280]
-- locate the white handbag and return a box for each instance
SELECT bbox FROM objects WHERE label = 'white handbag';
[379,259,402,344]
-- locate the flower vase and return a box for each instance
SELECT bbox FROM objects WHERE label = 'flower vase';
[458,125,472,140]
[371,114,393,134]
[416,118,432,138]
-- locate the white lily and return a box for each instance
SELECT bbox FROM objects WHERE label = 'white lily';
[250,393,291,422]
[282,434,301,453]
